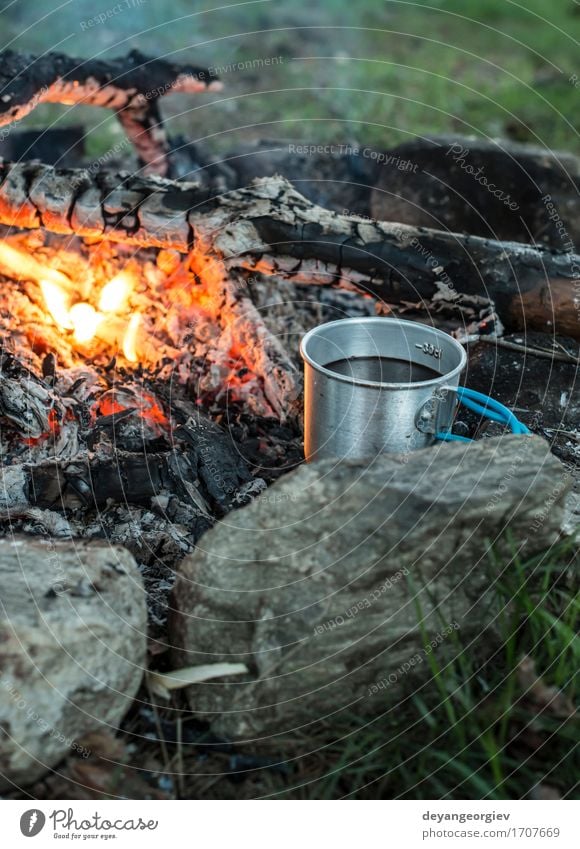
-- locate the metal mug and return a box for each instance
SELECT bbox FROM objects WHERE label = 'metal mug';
[300,317,467,461]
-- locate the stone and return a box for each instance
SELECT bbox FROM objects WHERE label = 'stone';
[0,539,147,790]
[170,435,569,740]
[370,135,580,247]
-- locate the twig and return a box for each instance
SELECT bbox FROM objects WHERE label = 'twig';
[477,336,580,365]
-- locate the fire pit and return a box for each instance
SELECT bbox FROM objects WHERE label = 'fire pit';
[0,224,310,598]
[0,48,578,619]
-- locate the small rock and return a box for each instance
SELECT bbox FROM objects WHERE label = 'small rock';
[0,539,146,790]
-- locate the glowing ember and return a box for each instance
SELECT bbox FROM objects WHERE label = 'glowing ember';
[69,302,102,343]
[40,279,73,330]
[98,271,133,313]
[93,389,170,434]
[139,392,168,426]
[123,313,141,362]
[23,407,60,446]
[97,397,127,417]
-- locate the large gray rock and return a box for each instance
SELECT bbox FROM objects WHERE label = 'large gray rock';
[370,135,580,246]
[0,539,146,790]
[170,436,569,740]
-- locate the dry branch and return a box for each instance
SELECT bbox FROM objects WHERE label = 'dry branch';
[0,49,221,176]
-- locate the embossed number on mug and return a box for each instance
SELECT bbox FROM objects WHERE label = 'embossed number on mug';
[415,342,442,359]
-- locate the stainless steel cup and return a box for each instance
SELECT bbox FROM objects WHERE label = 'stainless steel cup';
[300,317,467,461]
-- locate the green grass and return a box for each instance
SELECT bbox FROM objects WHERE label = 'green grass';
[7,1,580,158]
[263,538,579,799]
[94,535,577,801]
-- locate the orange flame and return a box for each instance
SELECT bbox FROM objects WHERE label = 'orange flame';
[122,314,141,362]
[0,243,74,292]
[40,279,73,330]
[69,302,102,344]
[98,271,133,313]
[35,266,142,361]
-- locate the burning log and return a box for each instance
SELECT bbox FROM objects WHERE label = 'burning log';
[29,449,210,513]
[0,49,222,176]
[0,162,578,338]
[0,343,262,521]
[0,351,82,458]
[189,255,301,418]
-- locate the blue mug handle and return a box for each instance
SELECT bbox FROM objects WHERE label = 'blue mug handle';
[436,387,531,443]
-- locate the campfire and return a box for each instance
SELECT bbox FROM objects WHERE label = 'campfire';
[0,234,278,454]
[0,41,577,805]
[0,227,304,629]
[0,47,578,633]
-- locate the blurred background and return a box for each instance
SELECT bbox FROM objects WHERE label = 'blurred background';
[3,0,580,159]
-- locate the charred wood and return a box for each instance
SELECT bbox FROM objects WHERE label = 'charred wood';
[0,49,221,176]
[0,165,578,338]
[2,435,255,523]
